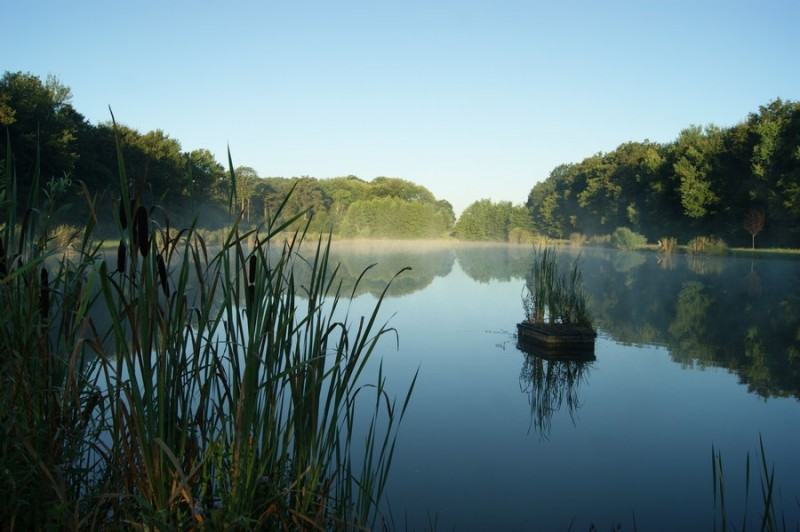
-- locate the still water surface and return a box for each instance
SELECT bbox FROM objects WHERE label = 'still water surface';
[327,242,800,530]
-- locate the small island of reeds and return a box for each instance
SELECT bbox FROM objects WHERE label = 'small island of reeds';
[518,246,596,358]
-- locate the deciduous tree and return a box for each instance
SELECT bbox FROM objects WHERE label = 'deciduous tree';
[0,71,85,195]
[743,209,765,249]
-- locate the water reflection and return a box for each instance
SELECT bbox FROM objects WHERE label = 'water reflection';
[206,241,800,401]
[301,243,800,400]
[514,248,800,400]
[453,243,533,283]
[518,352,594,438]
[322,241,456,296]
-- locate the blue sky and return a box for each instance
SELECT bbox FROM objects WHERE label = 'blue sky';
[4,0,799,215]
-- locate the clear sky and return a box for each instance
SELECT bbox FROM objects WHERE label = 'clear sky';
[4,0,799,215]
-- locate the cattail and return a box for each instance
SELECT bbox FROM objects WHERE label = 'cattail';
[157,253,169,297]
[39,268,50,319]
[80,391,101,425]
[135,205,149,257]
[246,283,255,312]
[248,254,257,284]
[116,240,126,274]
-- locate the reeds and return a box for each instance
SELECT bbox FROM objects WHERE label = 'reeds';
[658,236,677,255]
[519,355,592,438]
[522,246,592,326]
[1,124,415,529]
[687,235,729,256]
[712,436,785,531]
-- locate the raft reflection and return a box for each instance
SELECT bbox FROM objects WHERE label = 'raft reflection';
[518,352,595,438]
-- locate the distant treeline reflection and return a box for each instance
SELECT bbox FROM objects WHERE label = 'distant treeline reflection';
[287,242,800,399]
[315,241,456,297]
[541,248,800,400]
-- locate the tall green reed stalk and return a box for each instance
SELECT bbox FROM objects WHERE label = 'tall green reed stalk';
[522,246,591,327]
[1,120,415,529]
[1,132,105,528]
[712,436,787,532]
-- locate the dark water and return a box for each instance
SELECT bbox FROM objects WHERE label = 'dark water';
[328,242,800,530]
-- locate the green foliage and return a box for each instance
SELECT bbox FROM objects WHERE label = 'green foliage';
[712,437,785,531]
[686,235,728,255]
[508,226,538,244]
[526,99,800,247]
[340,196,452,239]
[0,71,82,188]
[588,233,612,247]
[1,72,454,239]
[658,236,678,255]
[672,125,722,219]
[610,227,647,250]
[455,199,533,242]
[522,246,591,326]
[569,232,587,247]
[0,129,416,529]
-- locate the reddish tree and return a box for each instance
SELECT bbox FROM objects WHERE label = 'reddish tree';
[743,209,766,249]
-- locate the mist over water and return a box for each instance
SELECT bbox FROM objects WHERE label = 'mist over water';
[329,242,800,529]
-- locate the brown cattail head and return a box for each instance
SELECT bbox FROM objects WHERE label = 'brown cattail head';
[156,253,169,297]
[246,283,255,312]
[39,268,50,319]
[249,254,257,284]
[116,240,126,274]
[135,205,149,257]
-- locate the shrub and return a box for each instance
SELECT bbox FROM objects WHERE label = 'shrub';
[195,226,229,246]
[588,233,612,247]
[610,227,647,250]
[686,235,728,255]
[658,236,678,255]
[569,232,587,247]
[50,223,81,250]
[508,226,537,245]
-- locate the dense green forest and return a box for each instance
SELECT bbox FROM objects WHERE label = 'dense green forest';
[3,71,799,246]
[524,99,800,247]
[456,99,800,247]
[0,71,455,238]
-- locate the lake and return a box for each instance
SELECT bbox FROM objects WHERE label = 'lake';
[322,241,800,530]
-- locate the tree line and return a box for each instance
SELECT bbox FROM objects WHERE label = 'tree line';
[426,98,800,248]
[0,71,455,238]
[4,70,799,246]
[524,99,800,247]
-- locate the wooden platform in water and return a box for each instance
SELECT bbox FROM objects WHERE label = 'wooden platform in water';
[516,321,597,359]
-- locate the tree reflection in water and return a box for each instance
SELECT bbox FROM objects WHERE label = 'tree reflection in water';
[518,353,594,439]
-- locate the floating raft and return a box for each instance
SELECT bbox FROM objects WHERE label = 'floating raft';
[516,321,597,359]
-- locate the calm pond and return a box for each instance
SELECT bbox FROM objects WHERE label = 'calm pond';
[324,241,800,530]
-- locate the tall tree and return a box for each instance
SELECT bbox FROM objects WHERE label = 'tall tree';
[0,72,86,197]
[187,149,227,204]
[743,209,766,249]
[670,125,722,220]
[234,166,259,221]
[454,199,516,241]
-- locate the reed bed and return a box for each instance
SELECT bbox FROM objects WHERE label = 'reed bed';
[1,128,415,529]
[521,246,591,327]
[658,236,677,255]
